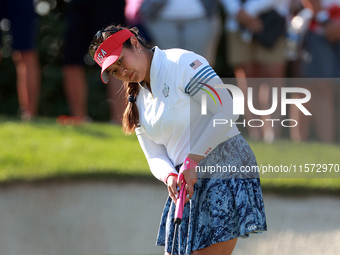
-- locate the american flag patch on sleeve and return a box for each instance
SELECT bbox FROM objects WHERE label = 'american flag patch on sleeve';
[190,59,203,70]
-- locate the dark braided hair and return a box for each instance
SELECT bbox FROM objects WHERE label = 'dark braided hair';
[101,25,152,134]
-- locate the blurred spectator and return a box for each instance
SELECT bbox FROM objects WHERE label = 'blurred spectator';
[221,0,291,143]
[125,0,152,43]
[289,0,340,143]
[140,0,222,67]
[0,0,41,121]
[63,0,126,124]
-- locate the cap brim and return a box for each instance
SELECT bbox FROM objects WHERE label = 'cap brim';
[101,70,110,84]
[100,45,123,84]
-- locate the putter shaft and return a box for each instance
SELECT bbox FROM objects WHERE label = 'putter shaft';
[171,222,179,255]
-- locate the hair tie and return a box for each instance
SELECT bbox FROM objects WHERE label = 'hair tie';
[128,95,136,103]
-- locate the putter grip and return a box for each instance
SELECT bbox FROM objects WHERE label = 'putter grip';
[174,180,186,224]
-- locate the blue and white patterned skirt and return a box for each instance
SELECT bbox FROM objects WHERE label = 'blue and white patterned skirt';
[156,134,267,255]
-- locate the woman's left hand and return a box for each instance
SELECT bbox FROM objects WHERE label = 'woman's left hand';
[177,154,203,203]
[178,167,198,203]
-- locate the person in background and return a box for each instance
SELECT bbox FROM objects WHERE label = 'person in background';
[221,0,291,143]
[140,0,222,67]
[289,0,340,143]
[125,0,152,43]
[62,0,126,124]
[0,0,41,121]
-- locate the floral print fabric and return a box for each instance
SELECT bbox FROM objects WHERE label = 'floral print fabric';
[156,134,267,254]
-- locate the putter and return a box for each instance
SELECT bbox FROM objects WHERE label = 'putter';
[171,179,187,255]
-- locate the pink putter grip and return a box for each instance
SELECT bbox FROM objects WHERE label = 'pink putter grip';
[174,157,197,224]
[174,179,186,223]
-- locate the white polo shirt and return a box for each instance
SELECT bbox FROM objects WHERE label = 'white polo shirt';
[136,47,240,183]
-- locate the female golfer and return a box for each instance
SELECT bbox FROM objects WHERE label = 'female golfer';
[89,25,267,255]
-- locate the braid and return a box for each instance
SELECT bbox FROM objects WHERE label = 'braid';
[122,82,140,135]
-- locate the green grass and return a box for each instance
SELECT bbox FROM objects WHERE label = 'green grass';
[1,116,340,194]
[0,116,150,182]
[251,139,340,194]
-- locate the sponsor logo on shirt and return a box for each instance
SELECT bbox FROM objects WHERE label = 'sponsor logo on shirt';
[162,83,169,97]
[204,147,212,155]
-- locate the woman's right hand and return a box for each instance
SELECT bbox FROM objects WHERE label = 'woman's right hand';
[167,175,178,204]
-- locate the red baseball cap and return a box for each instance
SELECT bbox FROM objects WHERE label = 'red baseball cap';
[94,29,134,84]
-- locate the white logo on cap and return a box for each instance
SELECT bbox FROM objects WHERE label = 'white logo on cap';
[96,49,107,64]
